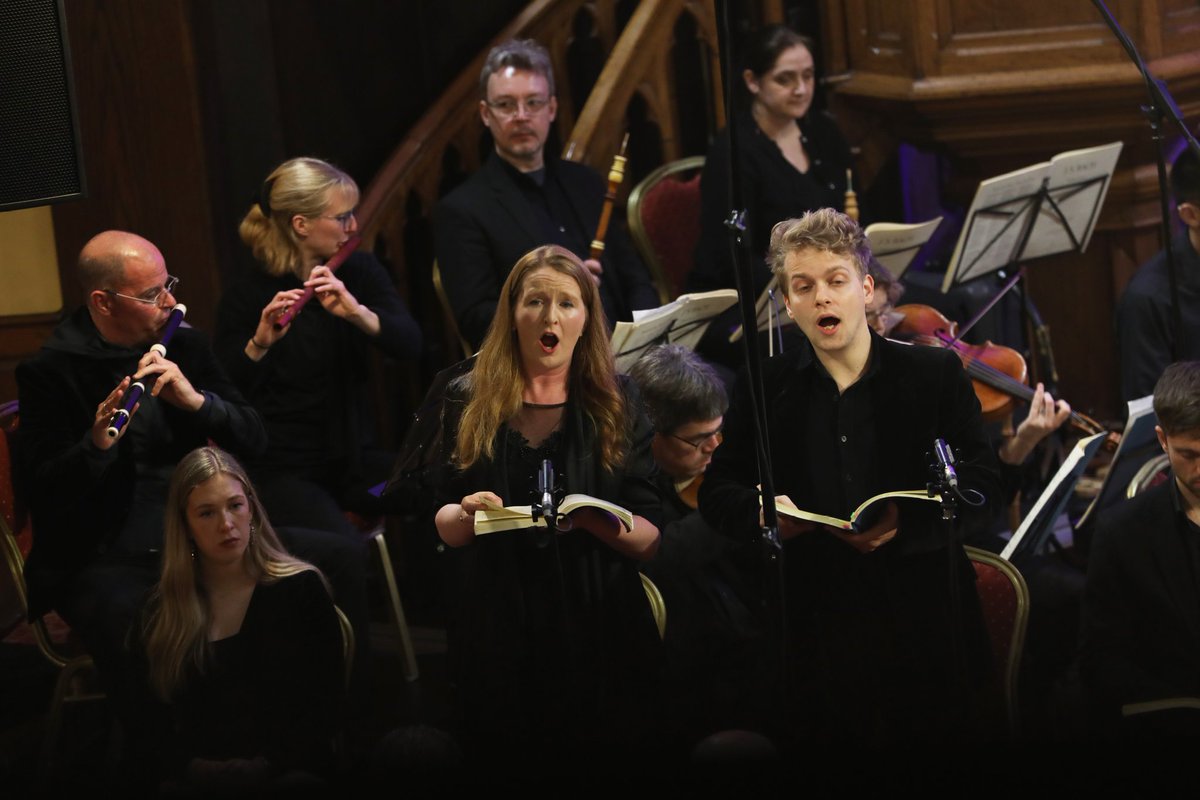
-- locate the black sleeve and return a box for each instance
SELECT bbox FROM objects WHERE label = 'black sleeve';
[341,252,423,360]
[172,330,269,459]
[1115,279,1170,404]
[697,364,764,542]
[434,197,501,350]
[212,278,269,395]
[1079,512,1176,718]
[603,211,661,313]
[259,571,345,773]
[617,379,664,530]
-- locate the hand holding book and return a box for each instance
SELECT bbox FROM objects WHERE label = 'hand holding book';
[773,494,899,552]
[474,494,634,535]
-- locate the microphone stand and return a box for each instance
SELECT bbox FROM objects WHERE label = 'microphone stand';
[927,439,967,716]
[714,0,787,717]
[1092,0,1200,361]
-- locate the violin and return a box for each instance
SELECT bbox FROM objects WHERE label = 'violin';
[892,304,1109,438]
[676,475,702,510]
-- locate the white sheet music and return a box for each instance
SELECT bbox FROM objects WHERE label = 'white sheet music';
[943,142,1123,292]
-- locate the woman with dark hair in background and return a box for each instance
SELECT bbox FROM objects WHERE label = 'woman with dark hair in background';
[689,25,854,368]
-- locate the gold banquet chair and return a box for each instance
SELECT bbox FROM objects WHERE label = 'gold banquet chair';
[627,156,705,303]
[639,572,666,640]
[965,545,1030,737]
[1126,453,1171,498]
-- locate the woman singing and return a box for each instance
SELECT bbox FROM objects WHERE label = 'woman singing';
[214,156,421,539]
[430,245,664,770]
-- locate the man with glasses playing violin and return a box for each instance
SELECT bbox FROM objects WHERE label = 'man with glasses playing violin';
[629,344,767,747]
[433,38,659,351]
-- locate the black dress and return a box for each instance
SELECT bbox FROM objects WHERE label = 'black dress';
[435,373,664,767]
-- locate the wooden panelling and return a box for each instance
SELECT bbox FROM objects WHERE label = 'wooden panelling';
[828,0,1200,420]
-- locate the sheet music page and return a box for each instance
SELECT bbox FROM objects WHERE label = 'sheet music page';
[1021,141,1124,260]
[612,289,737,372]
[1001,432,1107,561]
[864,217,943,279]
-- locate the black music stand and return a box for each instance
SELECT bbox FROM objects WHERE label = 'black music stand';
[940,142,1123,346]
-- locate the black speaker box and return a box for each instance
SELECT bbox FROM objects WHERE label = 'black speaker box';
[0,0,86,211]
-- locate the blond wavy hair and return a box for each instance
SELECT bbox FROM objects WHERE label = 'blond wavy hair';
[238,156,359,277]
[141,447,327,700]
[454,245,626,472]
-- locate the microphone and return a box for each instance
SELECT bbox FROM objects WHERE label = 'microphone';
[933,438,958,490]
[534,458,558,527]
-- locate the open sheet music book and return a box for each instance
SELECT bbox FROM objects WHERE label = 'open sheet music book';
[473,494,634,535]
[1075,395,1159,531]
[864,217,943,279]
[610,289,738,372]
[942,141,1123,291]
[1000,432,1109,562]
[773,490,941,532]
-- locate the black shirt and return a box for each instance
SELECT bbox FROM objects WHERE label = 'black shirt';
[801,344,884,528]
[1116,230,1200,404]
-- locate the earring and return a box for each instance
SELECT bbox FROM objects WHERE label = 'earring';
[249,522,256,544]
[189,542,196,561]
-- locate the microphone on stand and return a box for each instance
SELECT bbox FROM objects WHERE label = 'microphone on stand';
[532,459,558,529]
[934,438,959,490]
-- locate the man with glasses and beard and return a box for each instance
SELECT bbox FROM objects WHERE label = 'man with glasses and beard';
[433,38,659,351]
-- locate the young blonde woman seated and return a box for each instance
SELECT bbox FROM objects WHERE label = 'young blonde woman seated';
[127,446,344,795]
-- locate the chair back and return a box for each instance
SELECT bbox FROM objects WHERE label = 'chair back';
[639,572,666,640]
[432,261,473,360]
[1126,453,1171,499]
[333,605,354,692]
[626,156,705,303]
[0,402,25,636]
[965,545,1030,736]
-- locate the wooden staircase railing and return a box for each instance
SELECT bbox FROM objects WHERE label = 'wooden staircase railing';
[358,0,726,371]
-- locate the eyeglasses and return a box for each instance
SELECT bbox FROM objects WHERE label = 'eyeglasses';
[318,209,356,229]
[485,96,551,118]
[105,275,180,307]
[668,426,724,451]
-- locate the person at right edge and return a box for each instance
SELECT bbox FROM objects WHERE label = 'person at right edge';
[1116,145,1200,404]
[698,210,1001,773]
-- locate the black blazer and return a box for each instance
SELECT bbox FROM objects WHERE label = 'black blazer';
[433,152,659,349]
[699,333,1000,556]
[1081,479,1200,716]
